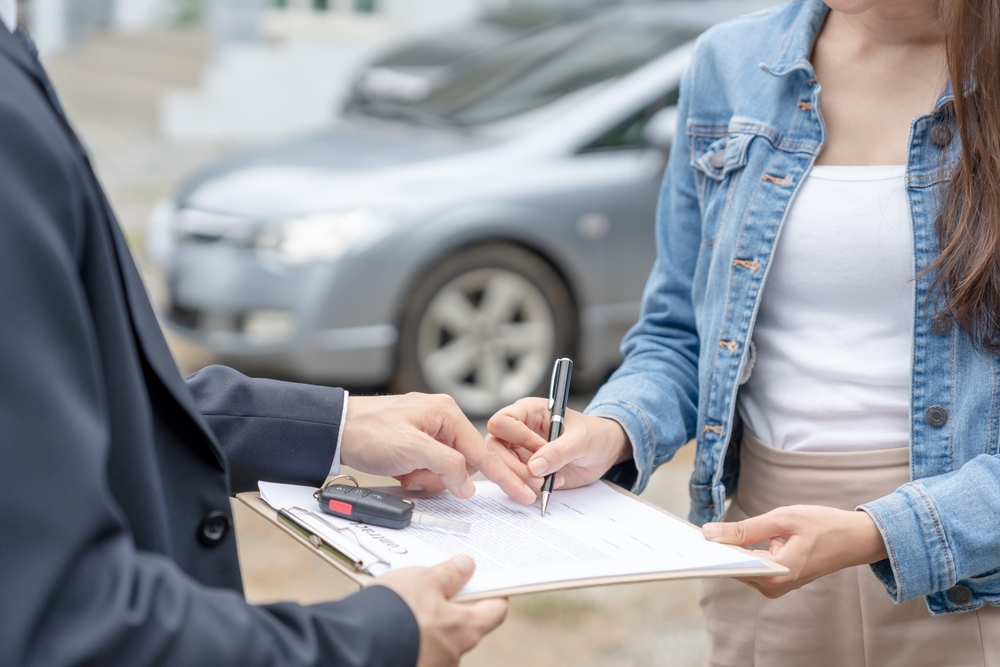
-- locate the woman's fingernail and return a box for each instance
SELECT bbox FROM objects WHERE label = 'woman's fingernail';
[407,484,424,492]
[523,482,536,498]
[459,479,476,497]
[554,475,565,489]
[703,523,723,540]
[528,458,549,476]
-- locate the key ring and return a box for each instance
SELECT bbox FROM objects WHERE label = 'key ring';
[313,474,359,500]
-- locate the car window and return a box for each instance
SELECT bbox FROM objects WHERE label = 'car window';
[358,12,697,129]
[580,87,680,152]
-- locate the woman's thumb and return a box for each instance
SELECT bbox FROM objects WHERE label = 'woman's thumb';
[702,516,774,547]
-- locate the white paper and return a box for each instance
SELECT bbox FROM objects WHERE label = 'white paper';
[258,480,766,595]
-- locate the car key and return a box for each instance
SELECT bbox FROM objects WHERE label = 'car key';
[318,484,471,534]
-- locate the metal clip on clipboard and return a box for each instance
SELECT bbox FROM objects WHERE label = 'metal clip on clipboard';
[277,506,391,574]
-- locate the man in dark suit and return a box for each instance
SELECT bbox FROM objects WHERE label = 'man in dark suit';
[0,15,536,667]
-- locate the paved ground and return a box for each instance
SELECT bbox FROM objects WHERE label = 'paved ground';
[45,27,706,666]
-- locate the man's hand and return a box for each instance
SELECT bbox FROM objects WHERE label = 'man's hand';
[703,505,890,598]
[341,393,536,503]
[485,397,632,498]
[371,556,507,667]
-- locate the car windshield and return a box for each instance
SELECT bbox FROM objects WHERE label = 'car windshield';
[358,13,697,129]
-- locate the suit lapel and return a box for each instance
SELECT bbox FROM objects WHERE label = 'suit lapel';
[0,28,228,468]
[102,194,226,458]
[0,26,42,83]
[0,27,66,116]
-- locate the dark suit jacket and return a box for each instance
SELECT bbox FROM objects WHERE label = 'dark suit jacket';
[0,27,419,667]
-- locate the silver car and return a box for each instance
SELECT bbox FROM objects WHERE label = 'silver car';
[150,1,766,416]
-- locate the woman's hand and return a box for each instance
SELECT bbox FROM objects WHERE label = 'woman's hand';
[703,505,889,598]
[485,397,633,499]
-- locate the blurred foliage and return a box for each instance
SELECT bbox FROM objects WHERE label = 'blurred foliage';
[168,0,202,26]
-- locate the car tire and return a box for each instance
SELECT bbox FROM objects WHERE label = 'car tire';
[393,243,576,418]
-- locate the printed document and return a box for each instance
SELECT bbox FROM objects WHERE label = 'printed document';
[259,480,767,596]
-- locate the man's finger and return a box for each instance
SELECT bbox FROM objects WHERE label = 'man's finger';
[702,514,780,547]
[395,469,446,493]
[431,555,476,599]
[450,414,536,504]
[467,598,509,634]
[411,435,476,498]
[483,439,542,496]
[486,438,534,481]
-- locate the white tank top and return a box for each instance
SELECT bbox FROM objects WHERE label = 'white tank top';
[737,165,914,452]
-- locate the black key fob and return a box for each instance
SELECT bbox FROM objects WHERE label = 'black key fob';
[318,484,414,529]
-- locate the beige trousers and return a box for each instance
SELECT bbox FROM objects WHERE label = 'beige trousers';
[699,428,1000,667]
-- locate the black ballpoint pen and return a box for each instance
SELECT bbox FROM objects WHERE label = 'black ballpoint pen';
[540,357,573,517]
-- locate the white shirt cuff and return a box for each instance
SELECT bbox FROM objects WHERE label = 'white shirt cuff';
[328,390,348,477]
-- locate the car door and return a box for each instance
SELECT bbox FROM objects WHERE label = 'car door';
[551,89,679,374]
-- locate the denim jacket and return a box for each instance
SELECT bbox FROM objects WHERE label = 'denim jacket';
[587,0,1000,614]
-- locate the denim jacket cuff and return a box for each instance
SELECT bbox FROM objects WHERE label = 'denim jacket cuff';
[859,482,955,603]
[584,399,655,494]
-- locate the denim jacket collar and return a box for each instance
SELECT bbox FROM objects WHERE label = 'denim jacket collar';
[761,0,956,113]
[760,0,828,77]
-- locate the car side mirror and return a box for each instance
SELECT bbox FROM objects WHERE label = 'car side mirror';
[642,106,678,151]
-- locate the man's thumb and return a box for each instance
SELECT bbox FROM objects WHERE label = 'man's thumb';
[432,555,475,598]
[702,516,773,547]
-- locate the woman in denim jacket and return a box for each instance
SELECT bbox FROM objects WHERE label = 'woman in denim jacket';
[487,0,1000,663]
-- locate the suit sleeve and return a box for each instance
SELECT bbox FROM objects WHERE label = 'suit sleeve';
[185,366,345,493]
[0,65,417,667]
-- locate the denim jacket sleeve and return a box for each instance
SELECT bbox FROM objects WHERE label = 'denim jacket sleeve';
[860,453,1000,606]
[585,64,701,495]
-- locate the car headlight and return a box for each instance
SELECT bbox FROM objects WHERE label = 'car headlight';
[256,208,394,265]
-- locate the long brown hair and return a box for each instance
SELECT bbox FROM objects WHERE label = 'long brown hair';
[932,0,1000,348]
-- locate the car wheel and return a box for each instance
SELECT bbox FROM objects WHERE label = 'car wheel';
[394,243,576,418]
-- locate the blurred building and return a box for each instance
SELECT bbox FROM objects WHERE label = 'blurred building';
[163,0,485,139]
[23,0,488,138]
[25,0,482,56]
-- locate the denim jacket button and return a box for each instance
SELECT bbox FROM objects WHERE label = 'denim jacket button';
[949,584,973,605]
[929,124,953,147]
[709,150,726,169]
[930,314,953,336]
[925,405,949,427]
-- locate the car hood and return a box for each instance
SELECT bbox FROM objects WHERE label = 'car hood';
[177,117,501,217]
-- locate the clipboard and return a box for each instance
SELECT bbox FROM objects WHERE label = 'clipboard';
[236,481,787,602]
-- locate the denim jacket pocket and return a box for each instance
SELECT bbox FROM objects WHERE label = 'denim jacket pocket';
[691,132,753,180]
[689,130,753,244]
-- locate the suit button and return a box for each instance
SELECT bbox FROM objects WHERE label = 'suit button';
[949,584,973,605]
[198,511,230,547]
[925,405,949,427]
[930,124,952,147]
[930,314,953,336]
[709,150,726,169]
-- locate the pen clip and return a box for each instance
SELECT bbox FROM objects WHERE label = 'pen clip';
[548,360,558,411]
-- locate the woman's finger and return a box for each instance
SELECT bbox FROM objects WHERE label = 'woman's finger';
[525,432,588,478]
[703,513,787,547]
[487,414,549,452]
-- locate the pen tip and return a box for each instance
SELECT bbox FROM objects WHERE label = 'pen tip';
[540,491,550,517]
